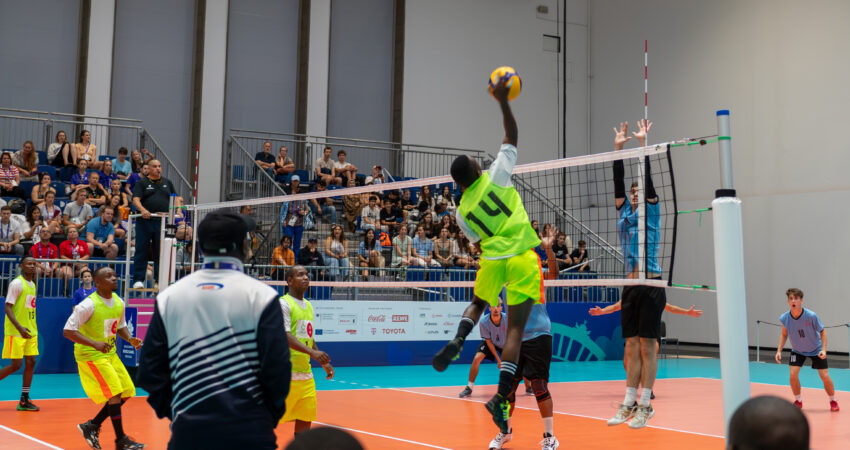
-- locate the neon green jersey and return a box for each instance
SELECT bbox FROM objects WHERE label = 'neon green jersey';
[283,294,314,374]
[74,292,124,362]
[457,172,540,257]
[4,276,37,337]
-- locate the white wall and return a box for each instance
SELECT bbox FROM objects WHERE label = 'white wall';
[403,0,562,164]
[589,0,850,351]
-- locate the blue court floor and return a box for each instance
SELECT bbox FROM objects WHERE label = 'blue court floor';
[0,358,848,401]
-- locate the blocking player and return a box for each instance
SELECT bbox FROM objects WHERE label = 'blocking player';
[458,303,507,398]
[775,288,839,412]
[0,256,40,411]
[606,119,666,429]
[432,76,545,434]
[63,267,144,449]
[280,265,335,434]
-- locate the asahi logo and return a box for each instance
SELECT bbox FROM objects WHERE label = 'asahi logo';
[392,315,409,323]
[368,314,386,323]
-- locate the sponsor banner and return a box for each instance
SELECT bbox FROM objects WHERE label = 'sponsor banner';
[313,301,482,342]
[117,307,139,367]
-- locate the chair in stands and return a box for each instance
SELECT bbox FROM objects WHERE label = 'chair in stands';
[659,320,680,359]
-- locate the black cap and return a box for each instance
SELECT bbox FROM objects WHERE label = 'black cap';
[198,210,256,254]
[308,237,318,243]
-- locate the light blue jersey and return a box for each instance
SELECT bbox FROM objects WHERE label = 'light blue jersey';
[523,303,551,342]
[479,311,507,349]
[617,201,661,274]
[780,308,824,356]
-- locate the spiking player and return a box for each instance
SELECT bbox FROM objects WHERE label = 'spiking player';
[0,256,40,411]
[432,76,554,444]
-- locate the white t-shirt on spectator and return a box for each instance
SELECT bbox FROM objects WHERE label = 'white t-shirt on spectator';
[361,205,381,225]
[64,202,94,225]
[0,220,20,243]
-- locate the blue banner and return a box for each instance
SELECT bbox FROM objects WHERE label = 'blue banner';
[117,307,139,367]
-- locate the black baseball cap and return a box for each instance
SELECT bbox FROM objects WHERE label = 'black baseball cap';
[198,210,256,254]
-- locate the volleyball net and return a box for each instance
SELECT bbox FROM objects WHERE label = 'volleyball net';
[175,135,720,301]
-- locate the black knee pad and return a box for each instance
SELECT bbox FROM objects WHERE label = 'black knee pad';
[531,378,551,402]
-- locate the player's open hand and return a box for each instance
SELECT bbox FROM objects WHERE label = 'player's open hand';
[632,119,653,146]
[490,77,510,103]
[129,337,143,350]
[540,226,557,249]
[588,306,603,316]
[686,305,703,317]
[323,363,335,379]
[613,122,632,149]
[774,351,782,364]
[818,350,827,359]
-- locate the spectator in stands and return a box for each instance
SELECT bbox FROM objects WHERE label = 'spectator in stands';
[132,159,177,288]
[75,130,102,170]
[531,220,540,236]
[315,146,341,185]
[275,145,295,183]
[130,149,144,173]
[436,185,457,216]
[334,150,357,185]
[0,206,24,256]
[417,185,434,212]
[364,165,383,185]
[324,225,350,280]
[281,175,308,252]
[30,172,56,206]
[255,141,276,178]
[85,205,118,260]
[69,159,90,199]
[298,237,327,280]
[358,228,383,277]
[272,235,295,279]
[125,160,149,197]
[379,198,401,237]
[38,191,63,236]
[83,172,108,212]
[12,140,39,182]
[391,223,413,268]
[401,189,416,219]
[419,211,436,239]
[433,227,455,268]
[569,240,591,272]
[72,269,96,305]
[410,224,439,267]
[431,214,451,239]
[104,195,127,239]
[342,176,363,233]
[30,228,59,277]
[551,232,572,272]
[0,152,27,200]
[21,205,44,246]
[308,179,337,225]
[63,189,93,234]
[58,226,90,280]
[360,195,382,233]
[98,159,118,188]
[108,179,129,211]
[454,229,478,270]
[112,147,132,180]
[239,205,260,261]
[173,197,191,241]
[48,130,76,168]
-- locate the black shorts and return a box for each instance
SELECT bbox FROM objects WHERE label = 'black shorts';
[477,342,503,362]
[621,284,666,339]
[514,335,552,382]
[789,351,828,370]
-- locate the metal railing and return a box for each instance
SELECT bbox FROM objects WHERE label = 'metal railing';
[0,107,193,201]
[0,257,130,298]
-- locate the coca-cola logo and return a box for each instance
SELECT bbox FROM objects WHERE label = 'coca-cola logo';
[368,314,386,323]
[382,328,406,334]
[392,315,409,323]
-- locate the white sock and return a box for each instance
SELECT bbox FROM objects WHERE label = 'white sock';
[638,388,652,406]
[795,395,802,402]
[542,417,554,435]
[830,395,836,402]
[623,387,638,405]
[468,382,474,389]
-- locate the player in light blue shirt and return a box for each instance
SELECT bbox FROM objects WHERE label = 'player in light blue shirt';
[458,304,507,398]
[775,288,839,411]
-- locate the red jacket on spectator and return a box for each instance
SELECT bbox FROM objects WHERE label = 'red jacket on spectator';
[30,241,58,259]
[59,239,90,260]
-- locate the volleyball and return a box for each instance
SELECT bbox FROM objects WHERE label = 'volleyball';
[488,66,522,101]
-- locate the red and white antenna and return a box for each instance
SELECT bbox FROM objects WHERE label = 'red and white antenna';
[644,40,648,121]
[193,144,199,204]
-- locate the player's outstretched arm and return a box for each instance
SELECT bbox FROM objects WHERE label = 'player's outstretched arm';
[775,326,788,363]
[491,78,517,147]
[612,122,630,209]
[588,300,622,316]
[665,303,703,317]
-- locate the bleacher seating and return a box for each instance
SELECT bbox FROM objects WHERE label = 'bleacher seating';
[37,151,47,165]
[38,165,57,180]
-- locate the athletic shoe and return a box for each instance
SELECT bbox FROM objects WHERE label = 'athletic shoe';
[628,404,655,429]
[132,281,144,289]
[607,403,637,426]
[432,337,463,372]
[16,399,39,411]
[459,386,473,398]
[650,390,655,400]
[115,435,145,449]
[485,393,511,434]
[794,400,803,409]
[540,433,559,450]
[488,431,512,449]
[77,421,101,449]
[830,400,840,412]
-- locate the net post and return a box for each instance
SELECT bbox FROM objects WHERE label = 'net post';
[756,320,760,363]
[124,215,134,300]
[712,109,750,433]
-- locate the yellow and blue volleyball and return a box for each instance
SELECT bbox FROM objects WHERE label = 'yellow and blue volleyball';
[488,66,522,101]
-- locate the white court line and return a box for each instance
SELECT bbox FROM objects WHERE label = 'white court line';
[388,387,724,439]
[0,424,62,449]
[314,421,452,449]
